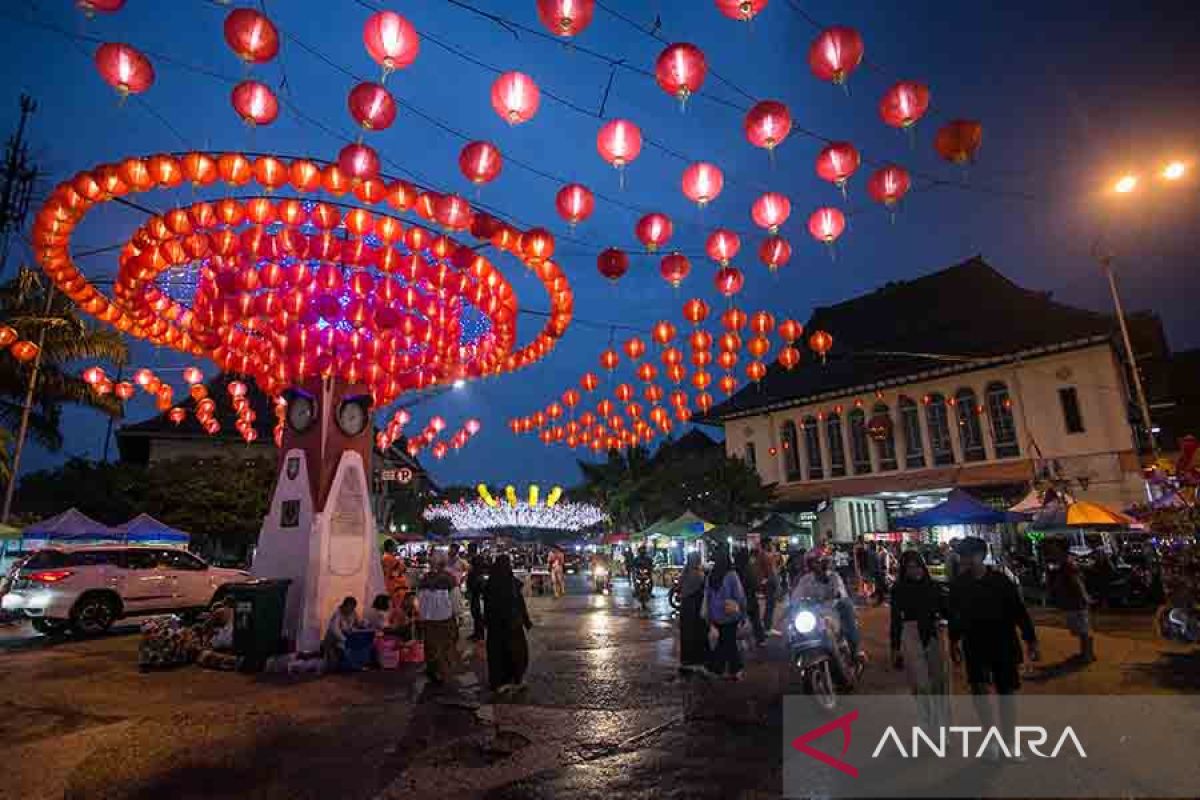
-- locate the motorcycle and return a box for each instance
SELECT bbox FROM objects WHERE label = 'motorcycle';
[634,568,654,612]
[788,600,864,710]
[667,576,682,610]
[591,564,612,594]
[1157,603,1200,644]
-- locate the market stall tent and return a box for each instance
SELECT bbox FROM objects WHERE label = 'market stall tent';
[110,514,190,546]
[21,508,114,544]
[893,489,1028,529]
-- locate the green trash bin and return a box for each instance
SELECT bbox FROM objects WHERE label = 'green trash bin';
[226,579,291,671]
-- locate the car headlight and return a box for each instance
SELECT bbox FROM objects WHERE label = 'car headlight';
[793,610,818,635]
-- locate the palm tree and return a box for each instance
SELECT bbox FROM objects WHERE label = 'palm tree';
[0,268,127,451]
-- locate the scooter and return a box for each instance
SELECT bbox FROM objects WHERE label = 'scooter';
[787,601,864,710]
[634,568,654,612]
[591,564,612,594]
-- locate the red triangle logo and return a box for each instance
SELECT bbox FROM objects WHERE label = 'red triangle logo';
[791,709,859,778]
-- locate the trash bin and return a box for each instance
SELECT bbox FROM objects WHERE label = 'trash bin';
[226,579,291,671]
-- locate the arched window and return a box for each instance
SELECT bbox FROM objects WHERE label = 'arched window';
[872,402,898,471]
[803,416,823,479]
[743,441,757,469]
[780,420,801,480]
[925,394,955,465]
[848,409,872,474]
[826,413,846,477]
[954,388,986,462]
[899,396,925,469]
[986,381,1019,458]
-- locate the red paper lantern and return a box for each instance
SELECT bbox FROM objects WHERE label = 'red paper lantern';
[759,235,792,273]
[750,310,776,336]
[224,8,280,64]
[655,43,707,106]
[597,247,629,282]
[778,346,801,370]
[168,407,187,425]
[746,361,767,383]
[867,165,911,208]
[752,192,790,233]
[597,119,643,170]
[133,368,155,388]
[808,207,846,244]
[581,372,600,392]
[722,308,747,332]
[636,362,659,384]
[659,252,691,288]
[623,337,647,361]
[809,330,833,361]
[491,72,540,125]
[879,81,931,130]
[231,80,278,126]
[690,330,713,351]
[600,349,620,372]
[114,381,136,401]
[719,374,739,395]
[815,141,861,190]
[705,229,740,265]
[459,141,503,185]
[808,26,864,85]
[337,143,380,182]
[681,162,724,207]
[435,194,473,232]
[78,0,125,14]
[348,82,397,131]
[635,213,673,251]
[652,320,677,346]
[0,326,17,348]
[714,266,745,297]
[777,318,804,344]
[521,227,555,263]
[363,11,420,75]
[9,341,39,362]
[556,184,595,227]
[82,366,106,385]
[745,100,792,152]
[935,120,983,165]
[682,298,710,327]
[94,43,155,96]
[537,0,596,37]
[715,0,768,21]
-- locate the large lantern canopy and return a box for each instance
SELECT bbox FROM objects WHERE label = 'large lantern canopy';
[363,10,420,77]
[491,71,540,125]
[224,8,280,64]
[94,43,155,96]
[655,43,707,108]
[809,26,864,86]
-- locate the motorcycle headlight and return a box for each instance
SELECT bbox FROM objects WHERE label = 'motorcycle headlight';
[793,610,818,635]
[594,567,608,577]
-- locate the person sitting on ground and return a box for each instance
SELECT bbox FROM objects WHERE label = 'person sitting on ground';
[386,591,420,641]
[364,594,392,632]
[322,596,362,670]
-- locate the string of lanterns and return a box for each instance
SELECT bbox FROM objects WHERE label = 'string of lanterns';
[374,408,483,461]
[0,325,40,364]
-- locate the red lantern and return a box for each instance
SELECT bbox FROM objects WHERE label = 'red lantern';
[0,326,16,348]
[114,381,136,401]
[815,141,861,191]
[133,368,155,388]
[597,119,643,172]
[231,80,278,126]
[778,346,801,370]
[556,184,595,228]
[581,372,600,392]
[808,207,846,244]
[752,192,790,233]
[704,229,740,265]
[635,213,673,251]
[808,26,864,85]
[348,82,397,131]
[337,143,380,182]
[682,298,710,326]
[715,0,768,21]
[78,0,125,14]
[746,361,767,383]
[722,308,747,331]
[363,11,420,75]
[597,247,629,282]
[168,407,187,425]
[182,366,204,385]
[82,366,106,385]
[747,336,771,359]
[935,120,983,165]
[659,252,691,288]
[224,8,280,64]
[809,330,833,362]
[600,349,620,372]
[879,81,931,130]
[458,141,503,185]
[867,165,911,209]
[714,266,745,297]
[521,228,555,263]
[655,43,707,107]
[777,319,803,344]
[750,311,776,336]
[759,235,792,273]
[9,341,39,362]
[491,71,540,125]
[681,162,724,207]
[537,0,595,37]
[636,362,659,384]
[623,337,647,361]
[719,374,739,395]
[94,43,154,96]
[614,384,633,403]
[652,320,677,346]
[745,100,792,152]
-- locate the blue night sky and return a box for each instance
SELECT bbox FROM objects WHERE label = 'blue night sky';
[1,0,1198,488]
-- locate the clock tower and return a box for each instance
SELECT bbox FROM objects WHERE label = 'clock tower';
[251,376,385,653]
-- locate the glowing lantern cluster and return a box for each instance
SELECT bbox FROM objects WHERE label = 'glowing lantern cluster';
[0,326,38,363]
[363,10,420,77]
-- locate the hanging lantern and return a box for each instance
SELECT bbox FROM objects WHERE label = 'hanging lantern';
[815,141,861,194]
[231,80,279,126]
[556,184,595,228]
[714,266,745,297]
[681,162,724,207]
[597,247,629,282]
[715,0,768,22]
[690,330,713,351]
[935,120,983,165]
[597,119,643,179]
[745,100,792,154]
[133,368,155,388]
[682,298,710,326]
[809,330,833,362]
[465,418,482,436]
[600,349,620,372]
[337,143,380,182]
[746,361,767,383]
[182,366,203,385]
[78,0,125,14]
[190,384,208,402]
[747,336,771,359]
[168,407,187,425]
[0,326,16,348]
[536,0,595,37]
[348,82,397,131]
[623,337,647,361]
[719,374,738,395]
[490,71,540,125]
[705,229,740,265]
[659,252,691,288]
[458,141,503,186]
[867,165,911,211]
[94,43,155,96]
[224,8,280,64]
[777,318,803,344]
[520,227,555,263]
[82,366,106,385]
[655,43,707,108]
[759,235,792,273]
[94,379,113,397]
[9,341,39,362]
[722,308,747,331]
[114,381,136,401]
[363,11,420,76]
[636,362,659,384]
[867,413,893,442]
[581,372,600,392]
[652,320,677,346]
[749,310,776,336]
[636,212,673,251]
[614,384,633,404]
[752,192,790,233]
[880,81,931,130]
[808,26,864,86]
[778,346,801,370]
[808,206,846,247]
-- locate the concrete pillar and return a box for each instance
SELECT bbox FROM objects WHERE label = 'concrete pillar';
[978,385,997,461]
[917,399,935,468]
[890,403,907,472]
[840,414,855,477]
[818,416,832,478]
[797,415,811,482]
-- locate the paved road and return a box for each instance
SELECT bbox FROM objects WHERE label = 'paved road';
[0,577,1194,799]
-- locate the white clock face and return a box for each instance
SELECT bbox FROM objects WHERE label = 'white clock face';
[337,400,368,437]
[287,396,316,433]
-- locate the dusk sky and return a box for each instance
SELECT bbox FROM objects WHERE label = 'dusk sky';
[2,0,1197,488]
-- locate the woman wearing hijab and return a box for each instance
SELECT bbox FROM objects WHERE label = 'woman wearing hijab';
[890,550,951,727]
[705,548,747,680]
[483,554,534,694]
[734,549,766,647]
[677,551,709,672]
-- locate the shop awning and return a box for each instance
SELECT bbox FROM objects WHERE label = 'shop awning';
[22,508,114,542]
[1031,500,1137,528]
[751,514,807,539]
[893,489,1028,529]
[650,511,714,541]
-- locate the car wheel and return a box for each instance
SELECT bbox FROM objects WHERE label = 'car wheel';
[31,618,68,636]
[71,595,117,636]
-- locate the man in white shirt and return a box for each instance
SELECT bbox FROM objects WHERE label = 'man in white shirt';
[417,554,458,683]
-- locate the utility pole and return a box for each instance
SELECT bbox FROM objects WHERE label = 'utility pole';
[0,95,38,279]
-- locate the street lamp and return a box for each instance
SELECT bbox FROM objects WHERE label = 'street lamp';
[1113,174,1138,194]
[1162,161,1187,181]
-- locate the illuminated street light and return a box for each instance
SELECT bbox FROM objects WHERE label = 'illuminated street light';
[1162,161,1186,181]
[453,379,466,390]
[1113,174,1138,194]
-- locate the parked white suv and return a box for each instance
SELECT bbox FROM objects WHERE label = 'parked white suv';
[1,545,249,635]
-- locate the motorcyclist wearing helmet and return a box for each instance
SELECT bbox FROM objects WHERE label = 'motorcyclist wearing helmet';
[632,546,655,578]
[789,549,863,658]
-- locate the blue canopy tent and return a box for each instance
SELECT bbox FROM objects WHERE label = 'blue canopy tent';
[21,508,115,545]
[110,514,190,546]
[893,490,1029,529]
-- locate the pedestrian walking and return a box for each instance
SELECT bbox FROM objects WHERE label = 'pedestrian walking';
[756,542,782,636]
[890,551,951,729]
[705,549,746,680]
[483,554,534,694]
[853,536,868,596]
[548,546,566,598]
[417,554,459,685]
[381,539,409,610]
[677,551,709,672]
[734,549,766,646]
[949,536,1039,759]
[1052,551,1095,662]
[466,554,489,641]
